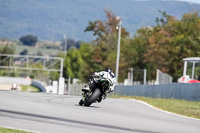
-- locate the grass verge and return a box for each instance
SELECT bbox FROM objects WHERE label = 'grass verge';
[110,95,200,119]
[0,127,32,133]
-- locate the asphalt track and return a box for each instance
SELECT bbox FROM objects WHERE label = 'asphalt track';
[0,90,200,133]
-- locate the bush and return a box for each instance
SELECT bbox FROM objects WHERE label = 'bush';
[19,35,38,46]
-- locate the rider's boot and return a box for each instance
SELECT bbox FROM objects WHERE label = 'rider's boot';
[97,96,103,103]
[102,93,107,99]
[97,93,107,103]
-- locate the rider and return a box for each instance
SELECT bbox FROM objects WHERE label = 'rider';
[82,68,116,101]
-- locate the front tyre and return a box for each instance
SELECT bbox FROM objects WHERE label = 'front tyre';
[84,88,101,106]
[79,99,84,106]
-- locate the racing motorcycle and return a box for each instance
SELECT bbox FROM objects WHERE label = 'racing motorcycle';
[79,75,112,106]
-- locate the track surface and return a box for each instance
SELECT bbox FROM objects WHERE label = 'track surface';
[0,90,200,133]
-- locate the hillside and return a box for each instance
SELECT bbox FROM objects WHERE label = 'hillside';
[0,0,200,42]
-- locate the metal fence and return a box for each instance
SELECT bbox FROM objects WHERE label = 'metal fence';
[67,83,85,96]
[124,69,172,85]
[156,69,173,84]
[0,54,64,78]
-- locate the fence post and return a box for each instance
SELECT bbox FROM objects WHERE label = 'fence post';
[192,62,195,79]
[144,69,146,85]
[131,68,133,85]
[155,69,159,85]
[183,61,187,76]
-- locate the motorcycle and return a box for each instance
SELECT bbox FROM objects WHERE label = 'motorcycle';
[79,75,111,106]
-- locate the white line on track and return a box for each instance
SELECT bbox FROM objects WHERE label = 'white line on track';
[130,99,200,121]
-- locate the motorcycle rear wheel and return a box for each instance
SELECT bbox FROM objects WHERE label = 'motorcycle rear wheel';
[84,88,101,106]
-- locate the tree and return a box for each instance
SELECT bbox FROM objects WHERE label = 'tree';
[0,44,15,55]
[20,49,28,55]
[60,10,200,83]
[63,48,83,79]
[141,11,200,81]
[0,44,16,70]
[84,9,129,40]
[83,9,130,82]
[19,35,38,46]
[61,38,81,50]
[79,43,95,82]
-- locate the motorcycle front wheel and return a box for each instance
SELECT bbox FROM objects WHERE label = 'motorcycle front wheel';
[84,88,101,106]
[79,99,84,106]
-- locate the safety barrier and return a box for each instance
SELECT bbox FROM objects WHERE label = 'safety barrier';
[0,76,31,85]
[31,80,46,92]
[63,82,200,101]
[0,76,46,92]
[113,83,200,101]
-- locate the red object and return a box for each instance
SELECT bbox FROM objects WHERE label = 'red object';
[187,79,200,83]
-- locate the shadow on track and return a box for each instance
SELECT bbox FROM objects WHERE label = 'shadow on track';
[74,104,100,108]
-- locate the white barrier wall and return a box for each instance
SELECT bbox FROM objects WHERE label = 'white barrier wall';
[0,76,31,85]
[0,76,46,92]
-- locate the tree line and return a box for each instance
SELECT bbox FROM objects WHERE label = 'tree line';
[1,10,200,83]
[62,10,200,83]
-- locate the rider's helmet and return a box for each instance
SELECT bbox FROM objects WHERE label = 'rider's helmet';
[104,68,115,78]
[105,68,115,78]
[105,68,113,73]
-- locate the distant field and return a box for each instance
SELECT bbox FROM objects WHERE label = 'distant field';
[15,45,61,56]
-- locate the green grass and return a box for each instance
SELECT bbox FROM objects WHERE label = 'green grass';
[0,127,32,133]
[20,85,40,92]
[110,95,200,119]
